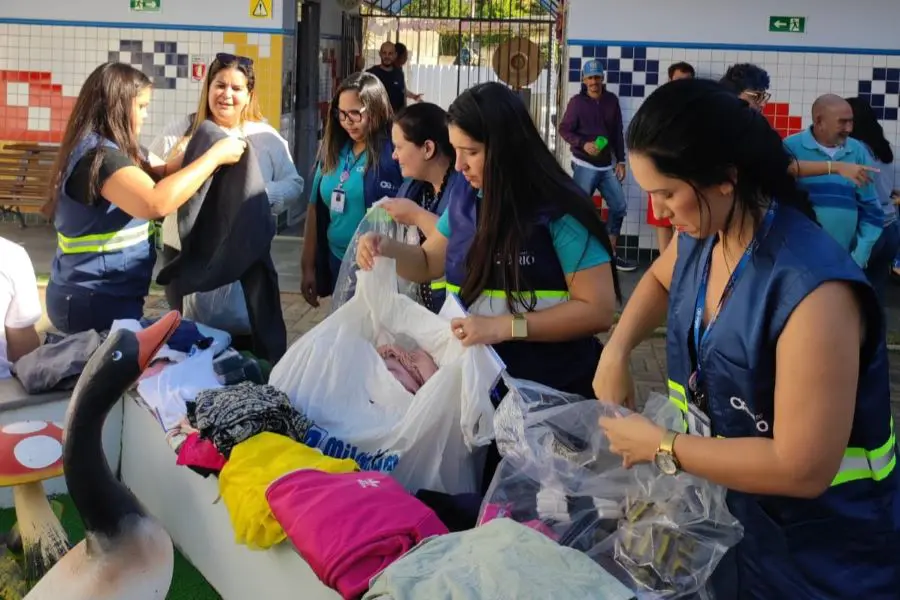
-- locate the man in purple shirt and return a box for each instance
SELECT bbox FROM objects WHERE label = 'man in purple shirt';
[560,58,635,271]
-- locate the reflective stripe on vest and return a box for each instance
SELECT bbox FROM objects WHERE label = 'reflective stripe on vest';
[431,280,447,291]
[444,283,568,315]
[666,378,897,486]
[57,222,151,255]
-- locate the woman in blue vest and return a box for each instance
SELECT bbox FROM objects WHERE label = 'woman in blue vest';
[594,78,899,598]
[358,81,620,397]
[301,72,403,307]
[380,102,475,313]
[44,62,247,335]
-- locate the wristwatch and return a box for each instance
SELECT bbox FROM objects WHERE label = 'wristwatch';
[654,430,681,475]
[511,313,528,339]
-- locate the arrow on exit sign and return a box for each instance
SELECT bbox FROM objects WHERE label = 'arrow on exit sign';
[769,16,806,33]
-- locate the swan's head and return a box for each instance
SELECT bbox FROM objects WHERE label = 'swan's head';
[68,311,182,422]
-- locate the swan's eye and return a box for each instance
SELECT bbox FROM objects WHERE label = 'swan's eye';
[111,350,123,361]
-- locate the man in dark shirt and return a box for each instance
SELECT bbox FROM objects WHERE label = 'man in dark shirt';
[367,41,422,113]
[559,59,635,271]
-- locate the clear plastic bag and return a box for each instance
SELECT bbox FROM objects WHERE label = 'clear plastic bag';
[183,282,251,335]
[482,379,743,599]
[330,204,422,314]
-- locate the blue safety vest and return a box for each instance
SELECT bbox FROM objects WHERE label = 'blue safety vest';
[666,204,900,598]
[443,184,601,394]
[397,170,472,312]
[50,134,155,297]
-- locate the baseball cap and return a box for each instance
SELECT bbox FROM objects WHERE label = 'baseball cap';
[582,59,605,78]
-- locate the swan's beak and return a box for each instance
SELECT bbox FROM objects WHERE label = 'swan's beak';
[135,311,182,370]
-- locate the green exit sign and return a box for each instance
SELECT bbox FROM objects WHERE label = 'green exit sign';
[769,16,806,33]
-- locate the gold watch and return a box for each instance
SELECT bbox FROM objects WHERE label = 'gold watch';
[654,430,681,475]
[511,313,528,339]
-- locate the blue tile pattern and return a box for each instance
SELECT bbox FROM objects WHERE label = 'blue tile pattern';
[108,39,190,90]
[857,68,900,120]
[568,44,661,98]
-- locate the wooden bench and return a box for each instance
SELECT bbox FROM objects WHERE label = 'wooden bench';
[0,143,59,227]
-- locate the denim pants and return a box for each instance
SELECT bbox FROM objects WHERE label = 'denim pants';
[864,220,900,307]
[45,280,144,335]
[571,163,627,236]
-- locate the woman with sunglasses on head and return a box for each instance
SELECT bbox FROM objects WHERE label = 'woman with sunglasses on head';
[43,62,246,335]
[379,102,478,312]
[357,81,619,398]
[719,63,877,187]
[150,52,304,312]
[594,78,899,598]
[301,72,403,307]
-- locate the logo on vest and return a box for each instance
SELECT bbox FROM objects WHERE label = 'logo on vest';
[379,180,396,191]
[729,396,770,433]
[518,251,536,266]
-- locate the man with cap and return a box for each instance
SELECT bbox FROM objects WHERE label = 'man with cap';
[559,58,635,271]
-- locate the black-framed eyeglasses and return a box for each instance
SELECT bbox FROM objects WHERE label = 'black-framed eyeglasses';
[334,106,367,123]
[215,52,254,67]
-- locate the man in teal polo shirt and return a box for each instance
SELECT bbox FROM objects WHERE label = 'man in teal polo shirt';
[784,94,882,267]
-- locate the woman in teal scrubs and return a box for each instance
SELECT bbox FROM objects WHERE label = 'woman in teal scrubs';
[301,72,403,307]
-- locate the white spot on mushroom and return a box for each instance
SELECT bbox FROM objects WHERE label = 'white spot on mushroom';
[14,436,63,470]
[2,421,48,435]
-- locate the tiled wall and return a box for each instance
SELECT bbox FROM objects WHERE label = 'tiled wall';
[564,42,900,251]
[0,22,291,148]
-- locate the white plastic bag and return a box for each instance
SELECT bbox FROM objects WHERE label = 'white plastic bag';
[483,381,743,599]
[330,204,422,314]
[183,282,251,335]
[269,257,498,494]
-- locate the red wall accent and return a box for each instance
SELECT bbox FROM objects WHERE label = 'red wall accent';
[0,70,76,143]
[763,102,804,139]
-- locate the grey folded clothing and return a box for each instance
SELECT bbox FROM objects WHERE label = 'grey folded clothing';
[13,330,104,394]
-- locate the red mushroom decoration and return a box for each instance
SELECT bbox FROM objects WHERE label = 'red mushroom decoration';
[0,420,70,583]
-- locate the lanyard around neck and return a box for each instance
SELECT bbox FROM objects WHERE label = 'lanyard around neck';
[691,203,778,388]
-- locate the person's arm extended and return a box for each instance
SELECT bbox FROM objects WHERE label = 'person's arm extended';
[603,239,676,358]
[410,209,439,239]
[100,138,244,220]
[146,151,185,180]
[788,157,878,186]
[6,326,39,363]
[670,281,860,497]
[377,233,448,283]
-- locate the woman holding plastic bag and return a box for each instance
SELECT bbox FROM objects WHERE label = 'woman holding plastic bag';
[380,102,479,312]
[358,81,619,397]
[301,72,403,307]
[594,78,900,598]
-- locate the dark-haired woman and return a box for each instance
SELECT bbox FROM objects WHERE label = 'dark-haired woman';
[380,102,476,312]
[846,96,900,302]
[594,78,899,598]
[301,72,403,307]
[358,81,619,398]
[44,62,246,335]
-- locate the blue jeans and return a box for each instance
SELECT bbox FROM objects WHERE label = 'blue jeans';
[864,220,900,306]
[571,163,627,236]
[45,280,144,335]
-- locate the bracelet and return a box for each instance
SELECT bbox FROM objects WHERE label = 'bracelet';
[827,160,832,175]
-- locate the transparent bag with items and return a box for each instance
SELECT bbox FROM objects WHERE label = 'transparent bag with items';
[481,379,744,599]
[330,203,422,314]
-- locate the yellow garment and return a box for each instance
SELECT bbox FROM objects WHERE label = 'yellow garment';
[219,432,359,549]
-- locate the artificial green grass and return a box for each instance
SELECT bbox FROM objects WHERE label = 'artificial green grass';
[0,495,220,599]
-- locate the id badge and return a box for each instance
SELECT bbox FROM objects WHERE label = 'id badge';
[331,189,346,214]
[687,404,712,437]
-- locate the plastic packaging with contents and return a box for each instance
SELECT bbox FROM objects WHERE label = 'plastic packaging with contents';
[330,203,422,314]
[483,379,744,599]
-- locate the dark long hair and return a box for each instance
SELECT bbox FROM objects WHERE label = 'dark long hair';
[393,102,455,162]
[627,78,815,243]
[446,82,621,311]
[320,72,392,173]
[45,62,151,216]
[846,96,894,164]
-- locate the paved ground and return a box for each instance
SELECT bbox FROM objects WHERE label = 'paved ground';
[8,221,900,420]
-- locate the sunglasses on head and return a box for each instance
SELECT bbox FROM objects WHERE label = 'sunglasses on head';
[215,52,254,67]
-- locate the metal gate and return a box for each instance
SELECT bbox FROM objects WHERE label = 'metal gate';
[357,0,564,151]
